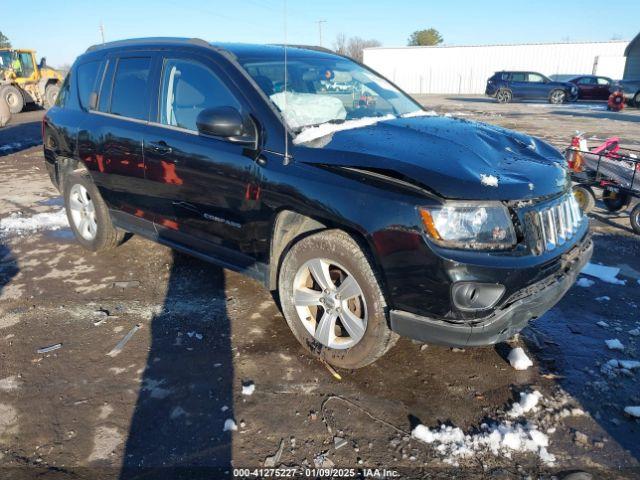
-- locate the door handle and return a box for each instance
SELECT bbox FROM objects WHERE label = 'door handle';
[150,141,173,156]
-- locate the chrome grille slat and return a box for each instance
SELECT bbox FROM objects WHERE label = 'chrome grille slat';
[529,193,583,254]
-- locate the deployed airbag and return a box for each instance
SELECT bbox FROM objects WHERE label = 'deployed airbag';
[270,91,346,129]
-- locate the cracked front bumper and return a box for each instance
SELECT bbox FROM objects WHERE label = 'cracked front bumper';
[389,235,593,347]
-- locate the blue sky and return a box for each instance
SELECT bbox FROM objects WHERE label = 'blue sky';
[4,0,639,67]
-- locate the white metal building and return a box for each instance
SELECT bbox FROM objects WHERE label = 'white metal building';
[624,33,640,80]
[363,41,629,95]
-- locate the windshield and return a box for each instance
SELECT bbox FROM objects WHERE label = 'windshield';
[239,55,421,131]
[0,51,12,70]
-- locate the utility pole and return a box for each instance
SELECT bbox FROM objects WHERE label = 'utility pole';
[315,20,327,47]
[99,22,105,44]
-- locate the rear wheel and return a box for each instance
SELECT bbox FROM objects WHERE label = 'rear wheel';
[64,171,124,252]
[496,89,512,103]
[1,85,24,114]
[634,92,640,108]
[630,204,640,234]
[573,185,595,213]
[278,229,398,369]
[549,89,566,104]
[602,186,630,212]
[44,84,60,109]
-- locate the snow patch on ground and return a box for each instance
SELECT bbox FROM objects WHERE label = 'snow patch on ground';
[605,339,624,351]
[480,174,499,187]
[223,419,238,432]
[508,391,543,418]
[242,381,255,396]
[576,277,594,288]
[508,347,533,370]
[0,209,69,237]
[293,114,396,145]
[411,390,553,466]
[581,263,626,285]
[624,406,640,418]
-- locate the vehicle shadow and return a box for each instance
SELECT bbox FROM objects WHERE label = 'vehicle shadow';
[119,251,234,480]
[0,241,19,302]
[551,110,640,123]
[521,234,640,465]
[0,120,43,157]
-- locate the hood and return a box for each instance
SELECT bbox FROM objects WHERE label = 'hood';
[295,115,569,201]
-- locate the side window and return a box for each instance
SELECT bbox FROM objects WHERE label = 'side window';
[55,73,71,107]
[527,73,545,83]
[18,52,35,77]
[159,58,241,131]
[577,77,595,85]
[597,78,610,85]
[110,57,152,121]
[510,73,526,82]
[76,60,103,110]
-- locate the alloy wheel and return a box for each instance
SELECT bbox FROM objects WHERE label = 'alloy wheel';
[68,184,98,241]
[551,91,565,104]
[292,258,367,349]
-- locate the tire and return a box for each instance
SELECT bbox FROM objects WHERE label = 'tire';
[572,185,596,213]
[44,84,60,109]
[63,170,124,252]
[278,229,398,369]
[602,186,630,212]
[634,92,640,108]
[496,89,512,103]
[631,204,640,234]
[1,85,24,114]
[549,89,566,104]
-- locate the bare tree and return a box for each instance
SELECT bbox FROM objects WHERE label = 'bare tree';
[333,33,348,56]
[0,31,11,48]
[333,34,381,63]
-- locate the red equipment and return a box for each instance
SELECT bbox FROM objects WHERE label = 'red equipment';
[607,91,625,112]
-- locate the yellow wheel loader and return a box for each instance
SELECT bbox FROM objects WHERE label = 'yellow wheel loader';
[0,48,64,113]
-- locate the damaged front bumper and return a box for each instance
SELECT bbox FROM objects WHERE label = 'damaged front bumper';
[389,234,593,347]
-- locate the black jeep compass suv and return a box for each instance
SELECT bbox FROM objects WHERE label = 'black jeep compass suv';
[43,38,592,368]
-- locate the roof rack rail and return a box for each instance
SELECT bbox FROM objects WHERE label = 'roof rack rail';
[86,37,209,53]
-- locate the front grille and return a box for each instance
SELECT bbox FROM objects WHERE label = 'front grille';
[525,193,583,254]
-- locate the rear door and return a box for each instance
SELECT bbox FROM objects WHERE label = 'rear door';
[78,54,159,223]
[507,72,528,99]
[143,52,263,271]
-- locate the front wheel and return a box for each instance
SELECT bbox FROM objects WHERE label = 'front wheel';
[549,89,566,104]
[634,92,640,108]
[1,85,24,114]
[64,171,124,252]
[278,230,398,369]
[631,204,640,234]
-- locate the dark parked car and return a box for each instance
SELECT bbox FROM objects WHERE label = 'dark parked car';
[486,71,578,104]
[615,79,640,107]
[568,75,613,101]
[43,38,592,368]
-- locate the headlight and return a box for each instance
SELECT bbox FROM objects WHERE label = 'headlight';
[419,203,516,250]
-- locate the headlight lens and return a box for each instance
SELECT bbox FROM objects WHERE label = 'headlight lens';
[419,203,516,249]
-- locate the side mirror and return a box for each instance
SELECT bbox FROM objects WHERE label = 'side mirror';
[196,106,245,138]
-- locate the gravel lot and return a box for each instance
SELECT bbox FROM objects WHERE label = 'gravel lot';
[0,98,639,479]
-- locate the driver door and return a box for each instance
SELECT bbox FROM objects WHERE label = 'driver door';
[143,53,262,268]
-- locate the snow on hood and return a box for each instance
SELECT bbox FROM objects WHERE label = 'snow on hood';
[294,115,569,201]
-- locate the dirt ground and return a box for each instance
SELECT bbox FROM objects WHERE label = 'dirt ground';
[0,98,639,479]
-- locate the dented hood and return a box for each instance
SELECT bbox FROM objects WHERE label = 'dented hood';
[295,115,569,200]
